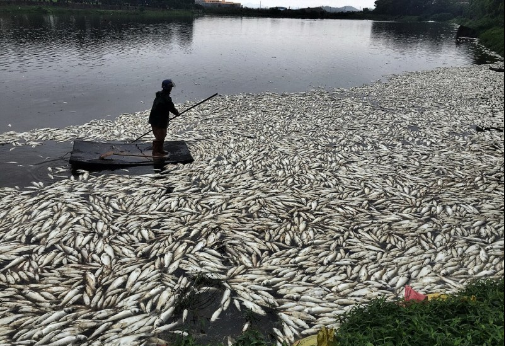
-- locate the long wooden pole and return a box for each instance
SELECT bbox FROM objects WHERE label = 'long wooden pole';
[131,93,218,143]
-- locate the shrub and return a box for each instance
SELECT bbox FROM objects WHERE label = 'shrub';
[430,12,455,21]
[480,27,504,56]
[334,278,504,346]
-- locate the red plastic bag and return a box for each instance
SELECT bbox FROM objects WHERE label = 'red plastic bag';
[404,285,427,302]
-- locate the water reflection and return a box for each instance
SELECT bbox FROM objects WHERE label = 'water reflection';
[0,13,195,73]
[372,21,456,41]
[371,21,458,55]
[0,15,498,134]
[371,21,499,65]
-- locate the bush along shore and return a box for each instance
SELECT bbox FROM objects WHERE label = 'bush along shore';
[166,278,505,346]
[0,4,198,17]
[457,20,505,57]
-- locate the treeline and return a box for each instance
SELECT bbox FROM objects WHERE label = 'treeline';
[100,0,194,9]
[374,0,463,17]
[1,0,196,10]
[374,0,504,22]
[464,0,504,21]
[203,6,373,19]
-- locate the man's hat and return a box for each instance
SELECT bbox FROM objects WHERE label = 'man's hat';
[162,79,176,89]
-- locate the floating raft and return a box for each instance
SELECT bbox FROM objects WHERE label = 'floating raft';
[69,140,194,169]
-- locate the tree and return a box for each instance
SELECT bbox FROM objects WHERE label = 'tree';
[467,0,504,20]
[374,0,432,16]
[374,0,503,20]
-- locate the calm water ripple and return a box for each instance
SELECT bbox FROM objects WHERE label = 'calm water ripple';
[0,14,499,133]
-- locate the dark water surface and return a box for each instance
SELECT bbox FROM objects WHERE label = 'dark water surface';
[0,14,499,188]
[0,14,498,134]
[0,140,164,188]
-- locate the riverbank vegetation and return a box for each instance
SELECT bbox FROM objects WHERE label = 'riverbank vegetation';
[0,0,198,16]
[0,0,195,10]
[0,6,196,17]
[373,0,504,56]
[168,278,504,346]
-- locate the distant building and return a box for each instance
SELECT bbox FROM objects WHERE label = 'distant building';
[195,0,242,8]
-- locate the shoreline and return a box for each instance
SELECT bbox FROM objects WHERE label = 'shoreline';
[0,63,503,145]
[0,64,503,345]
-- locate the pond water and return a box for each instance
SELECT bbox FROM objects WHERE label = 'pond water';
[0,13,500,188]
[0,13,498,134]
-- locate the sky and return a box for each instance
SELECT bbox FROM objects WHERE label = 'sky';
[242,0,376,9]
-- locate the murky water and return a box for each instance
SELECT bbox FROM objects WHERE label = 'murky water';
[0,140,165,188]
[0,14,497,134]
[0,14,499,188]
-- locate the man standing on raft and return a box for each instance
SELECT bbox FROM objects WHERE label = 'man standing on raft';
[148,79,180,157]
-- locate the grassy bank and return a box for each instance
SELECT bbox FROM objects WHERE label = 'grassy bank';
[477,27,504,57]
[454,16,504,57]
[334,277,504,346]
[169,278,504,346]
[0,4,197,17]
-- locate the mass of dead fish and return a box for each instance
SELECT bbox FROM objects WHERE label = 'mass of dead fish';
[0,64,503,346]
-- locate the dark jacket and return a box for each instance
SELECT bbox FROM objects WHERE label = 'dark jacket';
[148,91,179,128]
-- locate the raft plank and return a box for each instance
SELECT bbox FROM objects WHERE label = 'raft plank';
[69,140,194,169]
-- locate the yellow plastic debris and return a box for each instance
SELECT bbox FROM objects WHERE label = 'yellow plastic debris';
[317,327,338,346]
[427,293,476,301]
[292,335,317,346]
[426,293,450,300]
[293,327,338,346]
[406,286,476,303]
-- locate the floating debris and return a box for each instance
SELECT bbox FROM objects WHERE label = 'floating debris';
[0,64,503,346]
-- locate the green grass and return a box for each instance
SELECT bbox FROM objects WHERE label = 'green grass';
[334,278,504,346]
[479,27,505,57]
[455,16,504,57]
[168,278,504,346]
